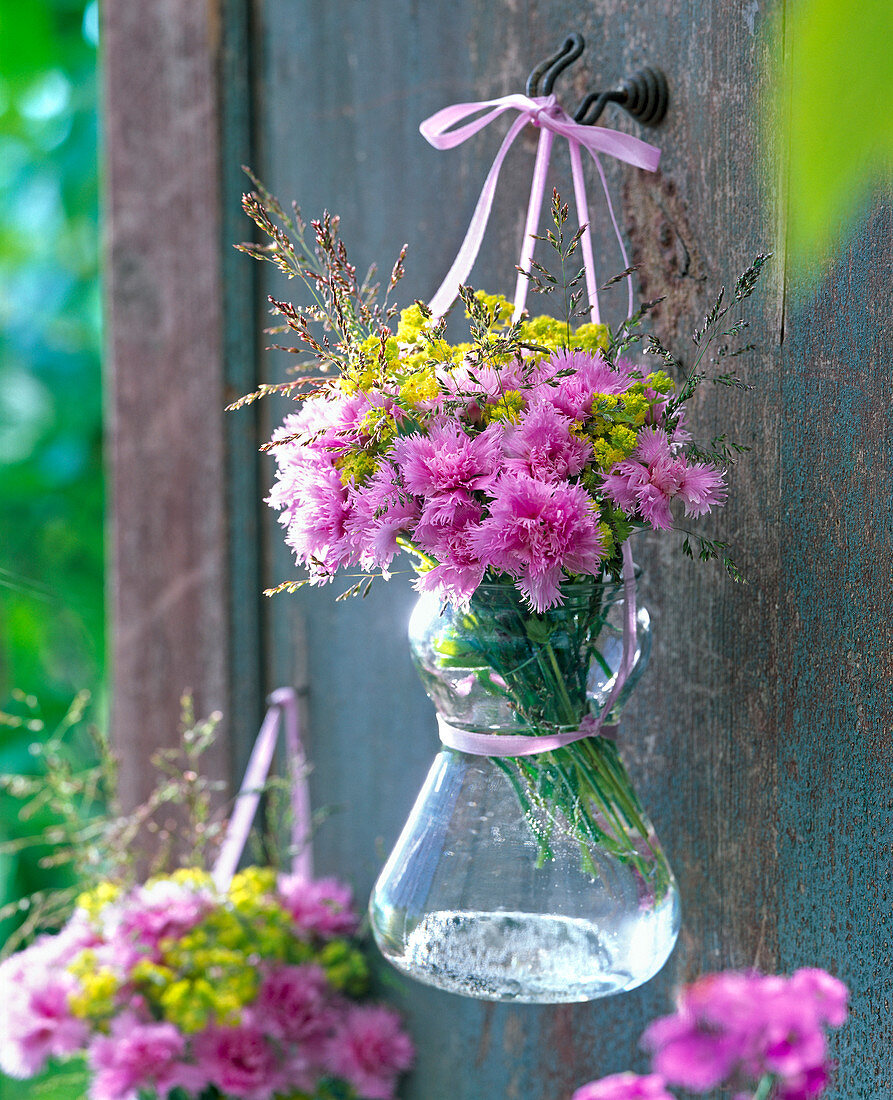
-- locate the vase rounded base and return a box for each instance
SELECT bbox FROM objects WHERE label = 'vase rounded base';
[370,902,679,1003]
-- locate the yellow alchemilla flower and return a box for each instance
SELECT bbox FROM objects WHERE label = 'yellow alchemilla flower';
[645,369,675,394]
[572,322,610,353]
[619,391,650,427]
[336,450,379,487]
[592,424,638,471]
[483,390,524,423]
[469,290,513,328]
[160,978,214,1034]
[319,940,369,996]
[229,866,276,903]
[166,868,215,889]
[69,968,119,1020]
[598,521,615,555]
[130,959,175,990]
[400,366,441,406]
[75,881,121,920]
[396,303,431,344]
[589,392,620,433]
[517,314,567,356]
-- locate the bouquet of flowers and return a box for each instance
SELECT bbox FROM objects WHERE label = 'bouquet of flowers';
[234,182,767,892]
[572,967,848,1100]
[0,867,413,1100]
[0,699,413,1100]
[240,188,763,608]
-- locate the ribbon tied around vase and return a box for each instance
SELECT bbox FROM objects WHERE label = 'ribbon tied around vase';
[421,84,659,758]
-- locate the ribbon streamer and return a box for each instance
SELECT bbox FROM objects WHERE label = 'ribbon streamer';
[419,93,660,323]
[212,687,312,891]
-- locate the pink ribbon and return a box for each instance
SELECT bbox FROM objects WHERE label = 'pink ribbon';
[420,93,661,324]
[438,541,638,758]
[212,687,312,890]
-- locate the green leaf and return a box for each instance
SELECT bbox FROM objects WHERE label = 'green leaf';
[771,0,893,273]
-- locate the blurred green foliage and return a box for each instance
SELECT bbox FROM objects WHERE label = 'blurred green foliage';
[771,0,893,273]
[0,1,100,1094]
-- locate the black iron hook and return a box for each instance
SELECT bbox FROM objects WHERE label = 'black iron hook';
[573,67,669,127]
[525,33,585,97]
[525,34,669,129]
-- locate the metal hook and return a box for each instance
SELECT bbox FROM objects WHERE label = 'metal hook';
[572,67,669,127]
[525,33,669,128]
[525,33,585,97]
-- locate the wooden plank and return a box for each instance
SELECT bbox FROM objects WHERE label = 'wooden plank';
[105,0,263,807]
[777,202,893,1096]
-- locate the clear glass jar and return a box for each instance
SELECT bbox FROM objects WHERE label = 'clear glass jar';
[369,580,680,1003]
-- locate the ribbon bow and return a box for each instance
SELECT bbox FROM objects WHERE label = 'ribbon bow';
[420,93,661,324]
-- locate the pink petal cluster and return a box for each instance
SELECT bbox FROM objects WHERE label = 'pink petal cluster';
[503,402,590,482]
[192,1024,284,1100]
[326,1006,416,1100]
[276,874,359,937]
[533,348,635,418]
[470,474,606,611]
[0,967,88,1079]
[642,969,847,1097]
[88,1015,201,1100]
[573,1073,675,1100]
[268,345,731,607]
[602,427,726,530]
[0,869,412,1100]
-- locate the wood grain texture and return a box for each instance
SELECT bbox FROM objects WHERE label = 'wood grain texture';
[105,0,264,807]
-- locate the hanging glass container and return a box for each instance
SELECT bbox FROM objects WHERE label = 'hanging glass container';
[369,577,680,1003]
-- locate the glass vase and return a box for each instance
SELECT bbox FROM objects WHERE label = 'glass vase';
[369,578,680,1003]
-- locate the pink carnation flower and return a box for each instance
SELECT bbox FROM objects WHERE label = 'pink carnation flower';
[274,456,356,582]
[413,493,487,606]
[346,462,420,568]
[252,964,335,1052]
[277,875,359,938]
[326,1005,414,1100]
[107,878,210,957]
[470,473,606,611]
[502,402,590,482]
[534,348,634,419]
[602,427,725,530]
[391,419,502,497]
[0,965,88,1079]
[88,1014,202,1100]
[193,1023,283,1100]
[573,1073,675,1100]
[642,969,846,1096]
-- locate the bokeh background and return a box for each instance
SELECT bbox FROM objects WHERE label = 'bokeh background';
[0,2,99,1095]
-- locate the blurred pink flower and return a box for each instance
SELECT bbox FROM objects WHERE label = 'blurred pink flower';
[573,1073,675,1100]
[193,1023,283,1100]
[642,969,846,1097]
[88,1014,201,1100]
[326,1005,414,1100]
[277,875,359,938]
[0,968,88,1079]
[252,964,334,1052]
